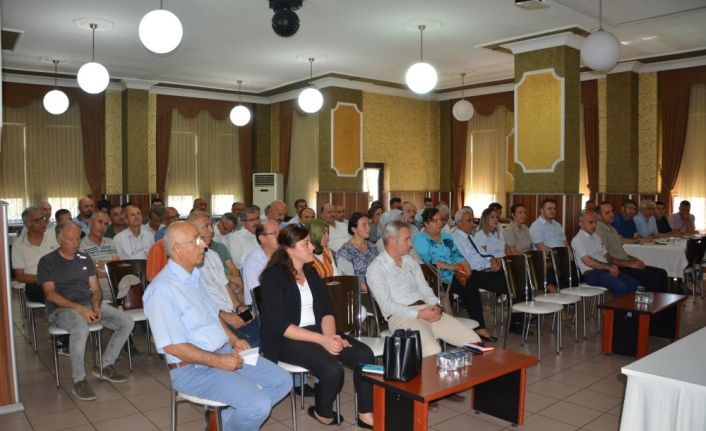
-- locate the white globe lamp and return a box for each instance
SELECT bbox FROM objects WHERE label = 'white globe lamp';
[230,105,251,127]
[405,62,438,95]
[581,30,621,72]
[139,9,183,54]
[77,61,110,94]
[43,89,70,115]
[298,87,324,114]
[453,99,475,122]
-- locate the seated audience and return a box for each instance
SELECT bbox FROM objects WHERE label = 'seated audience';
[286,199,309,225]
[634,199,665,239]
[74,197,94,235]
[241,220,281,306]
[488,202,510,223]
[335,204,348,225]
[571,211,640,298]
[299,207,316,221]
[150,197,163,208]
[189,211,260,347]
[225,205,261,269]
[669,200,697,234]
[39,221,134,400]
[142,206,164,238]
[304,219,340,278]
[473,207,505,257]
[79,212,120,298]
[529,198,570,251]
[402,201,420,236]
[451,208,507,338]
[192,198,208,213]
[612,199,642,242]
[320,203,350,252]
[144,222,290,431]
[336,212,379,290]
[436,204,453,231]
[12,206,59,303]
[213,212,238,243]
[375,209,405,252]
[154,207,180,241]
[367,202,384,244]
[259,224,375,428]
[584,200,596,213]
[96,199,111,213]
[264,200,288,226]
[389,197,402,211]
[19,201,54,241]
[105,205,127,238]
[654,201,674,234]
[55,209,73,225]
[368,221,480,356]
[414,208,496,341]
[505,203,532,255]
[596,202,669,292]
[115,205,154,259]
[415,197,433,225]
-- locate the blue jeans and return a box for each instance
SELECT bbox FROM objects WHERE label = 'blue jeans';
[227,319,261,348]
[170,345,291,431]
[583,269,640,298]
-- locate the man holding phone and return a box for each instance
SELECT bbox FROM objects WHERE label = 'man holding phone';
[367,221,480,357]
[188,212,261,347]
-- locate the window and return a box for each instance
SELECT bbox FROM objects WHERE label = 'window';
[363,163,384,204]
[167,195,194,217]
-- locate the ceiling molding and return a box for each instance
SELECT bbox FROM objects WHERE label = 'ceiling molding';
[500,31,585,54]
[481,26,590,54]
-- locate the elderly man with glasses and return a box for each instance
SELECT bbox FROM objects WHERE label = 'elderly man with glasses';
[225,205,261,269]
[12,206,59,303]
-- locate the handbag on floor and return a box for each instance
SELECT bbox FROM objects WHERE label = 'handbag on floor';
[383,329,422,381]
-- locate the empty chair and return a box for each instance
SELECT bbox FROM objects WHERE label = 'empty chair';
[683,236,706,301]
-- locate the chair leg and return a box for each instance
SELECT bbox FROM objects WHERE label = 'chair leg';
[300,373,305,409]
[126,334,134,371]
[574,305,578,343]
[29,309,38,352]
[502,308,511,349]
[336,394,341,424]
[582,299,587,339]
[51,334,60,387]
[536,314,542,359]
[147,321,152,355]
[290,375,298,431]
[95,331,103,380]
[170,390,177,431]
[214,406,224,431]
[556,311,561,354]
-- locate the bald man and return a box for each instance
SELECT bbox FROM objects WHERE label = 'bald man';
[144,222,290,431]
[320,203,350,252]
[74,197,95,235]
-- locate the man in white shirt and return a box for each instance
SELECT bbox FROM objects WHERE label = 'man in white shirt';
[241,220,280,306]
[114,205,154,259]
[529,198,569,251]
[142,207,164,239]
[225,206,260,269]
[571,211,640,298]
[12,206,59,302]
[367,221,480,357]
[213,212,238,243]
[320,203,349,252]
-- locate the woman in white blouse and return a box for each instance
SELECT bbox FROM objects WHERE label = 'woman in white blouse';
[473,207,506,258]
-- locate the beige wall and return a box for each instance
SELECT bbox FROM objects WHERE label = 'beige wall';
[104,90,122,194]
[638,72,659,193]
[362,92,440,191]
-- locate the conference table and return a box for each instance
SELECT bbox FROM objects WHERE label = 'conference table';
[623,238,687,278]
[620,326,706,431]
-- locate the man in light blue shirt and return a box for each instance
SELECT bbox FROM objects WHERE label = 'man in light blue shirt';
[241,220,280,306]
[633,199,663,239]
[144,222,290,431]
[529,199,568,251]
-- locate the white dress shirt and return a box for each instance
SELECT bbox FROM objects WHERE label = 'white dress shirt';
[327,221,351,252]
[224,228,258,269]
[114,228,154,260]
[473,228,506,258]
[241,246,269,305]
[571,229,608,274]
[529,217,567,248]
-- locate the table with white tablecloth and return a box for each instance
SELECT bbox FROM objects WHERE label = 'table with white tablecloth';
[620,326,706,431]
[623,239,687,278]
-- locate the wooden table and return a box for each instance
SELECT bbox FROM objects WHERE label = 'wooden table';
[361,349,539,431]
[599,292,686,358]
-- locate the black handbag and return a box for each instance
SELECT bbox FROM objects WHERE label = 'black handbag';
[383,329,422,381]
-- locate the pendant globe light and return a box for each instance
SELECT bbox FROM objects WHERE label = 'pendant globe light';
[405,25,437,95]
[452,72,475,122]
[580,0,621,72]
[43,60,70,115]
[297,58,324,114]
[139,0,183,54]
[230,80,251,127]
[77,23,110,94]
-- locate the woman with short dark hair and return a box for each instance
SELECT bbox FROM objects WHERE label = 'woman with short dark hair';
[336,212,379,289]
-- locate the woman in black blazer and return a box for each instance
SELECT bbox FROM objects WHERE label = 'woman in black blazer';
[260,224,374,428]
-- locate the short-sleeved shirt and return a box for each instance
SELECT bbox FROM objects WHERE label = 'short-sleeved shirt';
[11,232,58,275]
[143,260,228,364]
[504,222,532,253]
[473,229,506,258]
[633,213,659,238]
[210,240,232,276]
[529,217,566,248]
[668,213,696,233]
[452,228,493,271]
[224,229,258,269]
[37,249,96,315]
[114,228,154,259]
[336,241,379,279]
[412,231,465,285]
[200,249,234,312]
[74,216,91,236]
[613,213,638,239]
[595,221,629,260]
[241,246,268,305]
[79,236,118,262]
[571,230,608,274]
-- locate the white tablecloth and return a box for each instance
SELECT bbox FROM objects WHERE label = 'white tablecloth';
[620,327,706,431]
[623,239,687,278]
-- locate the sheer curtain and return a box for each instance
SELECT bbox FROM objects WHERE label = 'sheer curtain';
[285,110,319,209]
[1,100,88,222]
[166,109,242,215]
[464,106,509,211]
[672,83,706,229]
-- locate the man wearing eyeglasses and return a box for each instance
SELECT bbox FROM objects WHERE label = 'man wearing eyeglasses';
[12,207,58,303]
[144,221,291,431]
[225,205,261,269]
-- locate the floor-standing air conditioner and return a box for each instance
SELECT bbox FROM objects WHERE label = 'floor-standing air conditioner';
[252,173,284,209]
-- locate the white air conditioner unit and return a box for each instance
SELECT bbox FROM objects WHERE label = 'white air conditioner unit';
[252,173,284,210]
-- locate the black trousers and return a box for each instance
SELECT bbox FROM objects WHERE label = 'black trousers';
[25,283,45,303]
[620,266,669,293]
[279,333,374,418]
[451,270,508,330]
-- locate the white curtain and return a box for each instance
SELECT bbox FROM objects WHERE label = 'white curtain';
[464,106,510,211]
[285,110,319,209]
[1,100,88,222]
[672,83,706,229]
[166,109,243,216]
[578,105,590,206]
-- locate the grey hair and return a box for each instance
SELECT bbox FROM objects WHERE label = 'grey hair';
[187,210,210,222]
[22,206,40,223]
[242,205,260,219]
[639,199,655,210]
[436,204,450,214]
[164,223,178,257]
[454,207,473,223]
[221,212,237,224]
[55,220,82,238]
[577,210,595,223]
[148,206,165,218]
[382,220,409,245]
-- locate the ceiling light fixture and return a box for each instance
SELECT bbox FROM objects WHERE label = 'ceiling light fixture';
[43,60,69,115]
[405,25,437,95]
[230,80,251,127]
[452,72,475,122]
[77,23,110,94]
[297,57,323,114]
[269,0,302,38]
[139,0,183,54]
[580,0,621,72]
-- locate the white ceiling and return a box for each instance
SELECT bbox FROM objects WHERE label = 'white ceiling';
[2,0,706,94]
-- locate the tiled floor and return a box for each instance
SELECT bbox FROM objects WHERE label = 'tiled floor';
[2,293,705,431]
